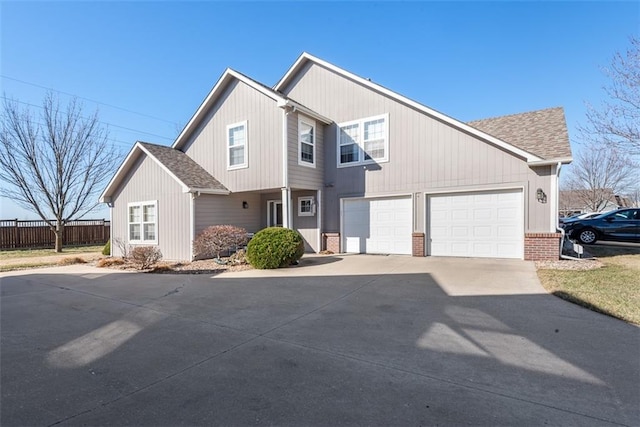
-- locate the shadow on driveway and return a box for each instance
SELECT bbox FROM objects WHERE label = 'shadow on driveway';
[1,257,638,426]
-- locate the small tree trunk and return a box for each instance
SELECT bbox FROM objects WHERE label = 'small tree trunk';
[55,222,64,252]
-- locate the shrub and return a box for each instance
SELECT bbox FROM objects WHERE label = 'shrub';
[246,227,305,269]
[228,248,248,265]
[113,237,130,259]
[102,239,111,256]
[193,225,249,259]
[130,246,163,270]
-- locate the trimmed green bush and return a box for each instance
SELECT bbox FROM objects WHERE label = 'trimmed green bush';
[246,227,305,269]
[102,239,111,256]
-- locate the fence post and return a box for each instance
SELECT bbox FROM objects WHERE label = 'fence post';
[14,218,19,249]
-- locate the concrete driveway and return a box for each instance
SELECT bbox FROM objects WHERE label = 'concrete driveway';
[1,255,638,426]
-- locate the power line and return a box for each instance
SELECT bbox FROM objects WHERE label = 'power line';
[1,75,179,125]
[0,96,175,141]
[0,113,150,150]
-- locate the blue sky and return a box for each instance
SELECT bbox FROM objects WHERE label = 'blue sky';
[1,1,638,219]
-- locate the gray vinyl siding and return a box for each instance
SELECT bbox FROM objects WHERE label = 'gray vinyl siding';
[182,79,283,192]
[194,192,262,236]
[111,153,191,261]
[288,112,325,190]
[282,62,553,233]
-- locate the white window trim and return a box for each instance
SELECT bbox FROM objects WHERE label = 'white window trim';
[298,196,315,216]
[127,200,158,244]
[298,116,316,168]
[336,113,389,168]
[227,120,248,170]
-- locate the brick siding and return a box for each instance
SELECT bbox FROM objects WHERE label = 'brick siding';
[322,232,340,253]
[412,232,425,257]
[524,233,562,261]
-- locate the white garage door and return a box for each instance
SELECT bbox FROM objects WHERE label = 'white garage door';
[428,190,523,259]
[343,196,412,255]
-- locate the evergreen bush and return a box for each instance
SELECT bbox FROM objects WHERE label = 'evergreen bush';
[246,227,304,269]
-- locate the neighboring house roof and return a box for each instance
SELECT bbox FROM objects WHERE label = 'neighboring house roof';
[99,141,229,202]
[172,68,331,151]
[559,188,630,212]
[274,52,572,164]
[468,107,572,161]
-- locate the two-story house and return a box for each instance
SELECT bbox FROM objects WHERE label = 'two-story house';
[100,53,572,261]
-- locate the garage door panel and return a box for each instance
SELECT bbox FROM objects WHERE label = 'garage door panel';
[343,197,412,255]
[429,190,523,259]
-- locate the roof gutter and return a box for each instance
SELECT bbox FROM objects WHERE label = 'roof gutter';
[528,157,573,166]
[185,188,230,195]
[277,99,332,124]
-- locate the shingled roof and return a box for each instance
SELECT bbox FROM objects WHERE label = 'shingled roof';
[467,107,572,161]
[138,142,228,192]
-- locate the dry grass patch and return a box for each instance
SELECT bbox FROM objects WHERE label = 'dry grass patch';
[0,245,104,260]
[57,257,87,266]
[96,258,126,268]
[538,252,640,325]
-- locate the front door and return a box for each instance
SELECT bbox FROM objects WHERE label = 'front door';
[267,201,283,227]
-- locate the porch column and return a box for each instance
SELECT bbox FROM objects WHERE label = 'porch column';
[281,187,292,229]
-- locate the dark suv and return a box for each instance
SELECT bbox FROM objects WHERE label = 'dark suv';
[563,208,640,244]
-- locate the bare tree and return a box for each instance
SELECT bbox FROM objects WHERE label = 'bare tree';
[579,36,640,156]
[0,93,118,252]
[563,141,638,212]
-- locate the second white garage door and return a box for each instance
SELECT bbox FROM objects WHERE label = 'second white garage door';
[428,190,524,259]
[343,196,412,255]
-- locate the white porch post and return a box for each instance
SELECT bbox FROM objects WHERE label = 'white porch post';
[316,189,322,253]
[282,187,292,229]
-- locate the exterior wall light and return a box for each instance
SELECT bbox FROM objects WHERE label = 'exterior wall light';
[242,201,249,209]
[536,188,547,203]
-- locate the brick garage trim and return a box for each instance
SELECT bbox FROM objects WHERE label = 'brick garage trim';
[524,233,562,261]
[322,232,340,253]
[412,232,425,257]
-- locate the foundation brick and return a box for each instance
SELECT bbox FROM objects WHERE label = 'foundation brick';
[323,232,340,253]
[524,233,562,261]
[412,232,425,257]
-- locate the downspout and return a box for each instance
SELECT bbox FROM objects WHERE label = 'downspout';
[554,161,582,260]
[189,191,200,260]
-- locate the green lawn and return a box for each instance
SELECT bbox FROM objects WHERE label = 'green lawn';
[537,245,640,325]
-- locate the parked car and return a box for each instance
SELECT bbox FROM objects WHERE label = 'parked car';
[559,212,602,225]
[563,208,640,244]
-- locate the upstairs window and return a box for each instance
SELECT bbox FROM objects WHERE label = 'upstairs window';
[128,201,157,244]
[299,117,316,167]
[227,121,248,170]
[337,114,388,167]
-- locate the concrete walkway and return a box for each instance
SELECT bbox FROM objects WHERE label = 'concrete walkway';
[1,255,638,426]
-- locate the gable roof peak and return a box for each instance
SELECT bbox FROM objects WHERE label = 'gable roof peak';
[276,52,547,163]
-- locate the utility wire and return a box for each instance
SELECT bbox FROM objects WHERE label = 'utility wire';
[0,113,151,149]
[0,96,175,141]
[1,75,178,125]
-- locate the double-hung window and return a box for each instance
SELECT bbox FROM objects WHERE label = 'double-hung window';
[337,114,388,167]
[298,196,315,216]
[227,121,248,170]
[128,201,157,244]
[299,117,315,167]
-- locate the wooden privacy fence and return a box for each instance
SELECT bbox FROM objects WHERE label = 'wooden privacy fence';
[0,219,110,249]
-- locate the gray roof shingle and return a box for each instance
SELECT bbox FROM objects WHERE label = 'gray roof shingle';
[138,142,228,192]
[467,107,572,160]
